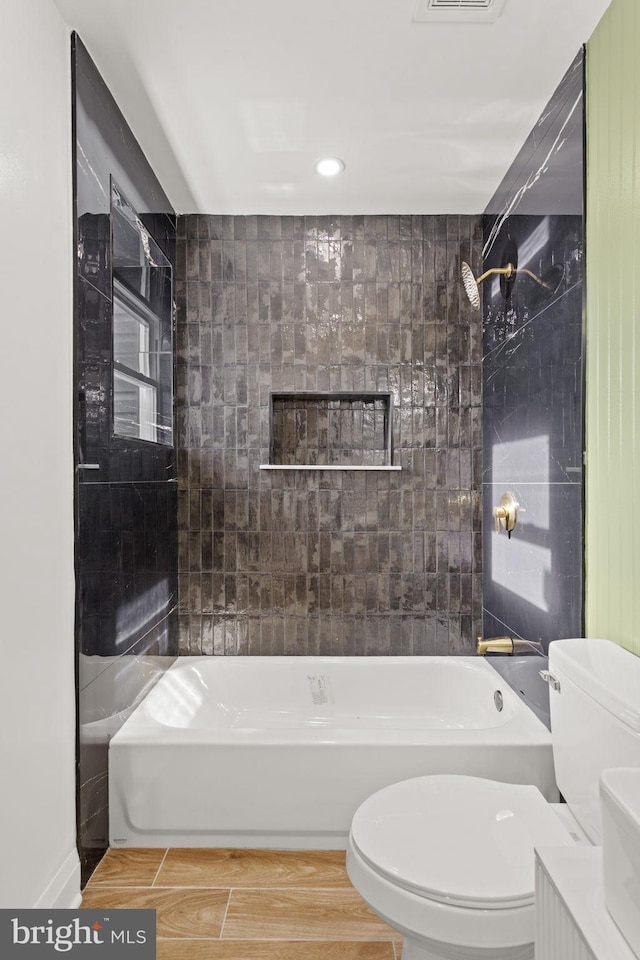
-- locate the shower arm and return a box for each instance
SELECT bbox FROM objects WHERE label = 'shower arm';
[515,267,552,290]
[473,264,515,286]
[474,264,552,290]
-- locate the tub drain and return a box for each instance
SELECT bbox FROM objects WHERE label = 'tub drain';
[494,689,504,712]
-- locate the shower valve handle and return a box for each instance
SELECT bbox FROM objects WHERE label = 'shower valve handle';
[493,505,508,533]
[493,492,518,539]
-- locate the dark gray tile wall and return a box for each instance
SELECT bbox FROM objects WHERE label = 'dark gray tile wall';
[176,214,483,655]
[482,50,585,650]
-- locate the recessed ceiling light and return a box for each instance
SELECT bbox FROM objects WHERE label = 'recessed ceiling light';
[314,157,345,177]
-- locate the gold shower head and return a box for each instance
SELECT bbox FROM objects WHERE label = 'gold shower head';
[461,261,516,309]
[461,261,562,310]
[461,261,481,309]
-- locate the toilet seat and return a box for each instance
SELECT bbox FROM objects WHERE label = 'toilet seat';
[350,774,575,911]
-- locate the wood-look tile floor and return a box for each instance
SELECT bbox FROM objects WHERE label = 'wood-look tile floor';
[82,849,404,959]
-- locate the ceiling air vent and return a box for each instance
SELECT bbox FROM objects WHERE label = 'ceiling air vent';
[413,0,507,23]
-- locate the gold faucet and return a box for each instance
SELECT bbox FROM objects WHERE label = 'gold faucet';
[476,636,545,656]
[476,635,514,655]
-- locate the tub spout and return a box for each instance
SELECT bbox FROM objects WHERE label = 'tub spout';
[476,636,513,655]
[476,636,545,656]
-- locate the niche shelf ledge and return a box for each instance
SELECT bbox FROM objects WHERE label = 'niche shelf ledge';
[259,464,402,472]
[260,463,402,471]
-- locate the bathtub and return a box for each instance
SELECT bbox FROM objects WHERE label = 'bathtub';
[79,655,174,849]
[109,655,558,849]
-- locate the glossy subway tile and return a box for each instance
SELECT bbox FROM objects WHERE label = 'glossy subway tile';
[175,214,482,654]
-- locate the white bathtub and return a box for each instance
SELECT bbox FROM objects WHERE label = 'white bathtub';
[109,655,557,849]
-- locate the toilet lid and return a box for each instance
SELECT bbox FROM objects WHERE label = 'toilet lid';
[350,775,574,910]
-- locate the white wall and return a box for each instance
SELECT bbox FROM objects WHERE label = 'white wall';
[0,0,78,906]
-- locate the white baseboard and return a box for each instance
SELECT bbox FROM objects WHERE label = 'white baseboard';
[33,847,81,909]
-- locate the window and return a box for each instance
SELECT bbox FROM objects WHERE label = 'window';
[111,180,173,446]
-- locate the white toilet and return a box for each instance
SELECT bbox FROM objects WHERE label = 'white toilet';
[346,638,640,960]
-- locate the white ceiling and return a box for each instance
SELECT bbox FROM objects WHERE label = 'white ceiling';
[53,0,611,215]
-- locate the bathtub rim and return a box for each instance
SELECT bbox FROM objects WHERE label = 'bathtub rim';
[110,654,553,748]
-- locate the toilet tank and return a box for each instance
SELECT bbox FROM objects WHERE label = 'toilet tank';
[549,638,640,844]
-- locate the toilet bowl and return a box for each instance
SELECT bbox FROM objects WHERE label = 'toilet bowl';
[346,639,640,960]
[347,774,574,960]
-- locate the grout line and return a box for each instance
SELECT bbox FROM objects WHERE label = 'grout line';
[151,849,170,887]
[216,937,400,943]
[156,937,400,949]
[156,936,226,942]
[84,885,159,891]
[85,883,356,893]
[94,884,232,890]
[218,886,233,940]
[149,884,354,891]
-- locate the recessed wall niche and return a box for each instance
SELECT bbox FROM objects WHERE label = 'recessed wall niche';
[268,393,394,467]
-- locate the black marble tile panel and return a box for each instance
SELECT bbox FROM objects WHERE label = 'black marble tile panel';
[77,213,111,297]
[74,37,173,217]
[482,480,582,647]
[73,35,178,880]
[482,50,585,654]
[485,51,584,220]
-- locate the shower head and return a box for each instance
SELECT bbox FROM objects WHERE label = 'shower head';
[461,260,564,310]
[461,261,516,309]
[461,261,481,309]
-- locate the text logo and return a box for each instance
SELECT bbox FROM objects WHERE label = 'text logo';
[0,910,156,957]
